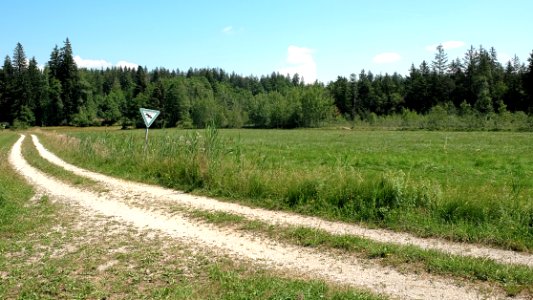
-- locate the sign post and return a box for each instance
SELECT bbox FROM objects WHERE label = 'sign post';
[139,108,160,153]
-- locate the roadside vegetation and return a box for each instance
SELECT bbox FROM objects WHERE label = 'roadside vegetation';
[20,134,100,188]
[36,127,533,252]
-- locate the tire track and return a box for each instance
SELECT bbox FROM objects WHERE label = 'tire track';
[8,134,512,300]
[31,134,533,268]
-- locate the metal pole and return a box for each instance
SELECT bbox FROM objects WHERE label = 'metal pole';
[144,127,149,153]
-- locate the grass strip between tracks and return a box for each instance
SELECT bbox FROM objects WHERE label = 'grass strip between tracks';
[183,209,533,297]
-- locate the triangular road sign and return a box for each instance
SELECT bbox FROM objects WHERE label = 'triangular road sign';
[140,108,160,128]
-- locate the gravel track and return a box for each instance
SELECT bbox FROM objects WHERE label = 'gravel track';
[30,134,533,268]
[7,134,527,299]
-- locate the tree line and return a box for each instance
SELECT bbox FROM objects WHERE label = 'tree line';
[1,39,532,129]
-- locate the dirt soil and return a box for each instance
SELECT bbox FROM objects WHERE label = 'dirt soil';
[8,134,533,300]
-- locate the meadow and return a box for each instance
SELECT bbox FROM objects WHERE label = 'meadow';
[38,127,533,252]
[1,131,385,299]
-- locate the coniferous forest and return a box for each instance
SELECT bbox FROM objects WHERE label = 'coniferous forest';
[1,39,533,130]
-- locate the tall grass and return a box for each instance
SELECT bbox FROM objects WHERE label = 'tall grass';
[38,128,533,251]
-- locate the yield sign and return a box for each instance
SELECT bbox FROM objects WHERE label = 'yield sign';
[140,108,160,128]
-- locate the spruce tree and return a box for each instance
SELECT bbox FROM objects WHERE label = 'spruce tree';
[27,57,43,125]
[0,56,14,123]
[475,78,493,113]
[59,38,80,123]
[48,45,60,78]
[133,66,148,97]
[12,43,28,75]
[524,50,533,113]
[11,43,34,126]
[431,44,448,75]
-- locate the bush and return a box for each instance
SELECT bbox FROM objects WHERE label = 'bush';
[12,119,30,130]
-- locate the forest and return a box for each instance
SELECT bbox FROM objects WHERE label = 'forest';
[1,38,532,129]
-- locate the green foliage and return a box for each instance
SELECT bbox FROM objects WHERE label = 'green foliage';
[2,40,532,129]
[247,85,335,128]
[99,82,124,125]
[70,106,95,127]
[474,78,493,113]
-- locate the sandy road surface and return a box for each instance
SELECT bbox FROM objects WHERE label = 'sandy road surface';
[30,134,533,268]
[6,134,526,299]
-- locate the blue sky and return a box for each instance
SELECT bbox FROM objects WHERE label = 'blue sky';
[1,0,532,83]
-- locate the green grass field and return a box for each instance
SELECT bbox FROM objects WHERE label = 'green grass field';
[37,127,533,252]
[1,131,385,299]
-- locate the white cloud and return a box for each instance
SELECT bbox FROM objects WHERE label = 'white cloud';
[74,55,138,69]
[222,26,234,34]
[74,55,112,69]
[23,58,45,70]
[278,45,317,83]
[425,40,465,52]
[372,52,402,64]
[116,60,139,69]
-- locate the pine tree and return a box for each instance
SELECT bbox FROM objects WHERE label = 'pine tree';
[463,46,479,104]
[431,44,448,75]
[48,46,60,78]
[449,58,467,107]
[163,78,191,127]
[0,56,14,123]
[430,45,453,107]
[12,43,28,75]
[133,66,148,97]
[59,38,80,123]
[328,76,351,118]
[27,57,44,125]
[349,73,359,118]
[524,50,533,113]
[475,78,493,113]
[11,43,35,126]
[47,38,80,124]
[99,78,123,125]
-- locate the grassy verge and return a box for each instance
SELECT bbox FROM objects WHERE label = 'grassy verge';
[1,131,384,300]
[0,132,53,297]
[184,209,533,297]
[20,135,102,189]
[35,128,533,252]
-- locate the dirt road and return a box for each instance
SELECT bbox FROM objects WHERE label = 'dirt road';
[9,134,531,299]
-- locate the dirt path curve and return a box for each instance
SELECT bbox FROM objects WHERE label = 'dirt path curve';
[10,134,512,300]
[31,134,533,268]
